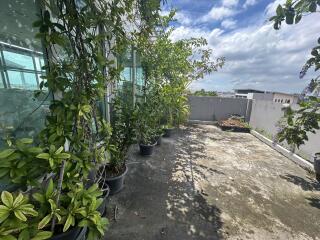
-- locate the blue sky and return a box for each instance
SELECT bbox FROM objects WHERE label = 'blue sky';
[162,0,320,93]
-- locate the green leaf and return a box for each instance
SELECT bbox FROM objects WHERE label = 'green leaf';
[0,169,10,178]
[0,205,10,221]
[2,235,17,240]
[28,147,43,154]
[18,229,30,240]
[36,153,50,160]
[78,219,89,227]
[30,231,53,240]
[82,105,92,113]
[55,153,71,159]
[38,215,52,229]
[0,149,15,159]
[1,191,13,207]
[46,179,54,198]
[32,193,45,203]
[63,214,73,232]
[55,146,63,154]
[17,160,27,169]
[14,210,27,221]
[18,138,33,144]
[276,5,284,16]
[13,193,24,207]
[19,205,38,217]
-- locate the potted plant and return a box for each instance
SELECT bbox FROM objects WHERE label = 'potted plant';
[100,96,137,195]
[136,100,159,156]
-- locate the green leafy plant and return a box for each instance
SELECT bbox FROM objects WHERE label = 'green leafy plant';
[0,191,52,240]
[270,0,320,153]
[106,95,138,175]
[0,138,46,186]
[137,13,225,129]
[0,0,162,238]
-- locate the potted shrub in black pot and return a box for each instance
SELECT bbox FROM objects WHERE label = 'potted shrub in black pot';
[100,96,137,195]
[136,101,159,156]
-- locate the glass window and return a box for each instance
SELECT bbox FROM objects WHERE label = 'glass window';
[0,0,48,148]
[3,51,35,70]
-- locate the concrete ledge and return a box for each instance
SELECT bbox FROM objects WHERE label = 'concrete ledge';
[188,120,217,125]
[251,130,314,172]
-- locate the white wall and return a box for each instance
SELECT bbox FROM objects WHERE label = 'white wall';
[249,99,320,162]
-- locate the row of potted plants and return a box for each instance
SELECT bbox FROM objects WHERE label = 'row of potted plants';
[0,3,224,240]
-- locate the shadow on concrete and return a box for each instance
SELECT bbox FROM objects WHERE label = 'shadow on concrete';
[104,125,223,240]
[306,197,320,210]
[280,174,320,191]
[164,126,223,240]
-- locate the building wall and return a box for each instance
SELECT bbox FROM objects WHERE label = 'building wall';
[249,99,320,162]
[188,96,252,122]
[273,93,299,104]
[251,93,274,101]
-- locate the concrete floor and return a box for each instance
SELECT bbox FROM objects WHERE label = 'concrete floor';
[105,124,320,240]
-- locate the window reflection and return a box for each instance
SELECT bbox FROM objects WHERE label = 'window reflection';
[0,0,48,147]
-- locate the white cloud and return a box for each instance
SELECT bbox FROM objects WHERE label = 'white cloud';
[173,11,320,92]
[221,19,237,29]
[243,0,258,8]
[222,0,239,7]
[175,12,192,25]
[170,26,208,42]
[201,6,237,21]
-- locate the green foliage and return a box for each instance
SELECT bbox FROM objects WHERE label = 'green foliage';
[137,12,224,129]
[108,95,138,174]
[136,87,162,145]
[0,0,161,238]
[193,89,218,97]
[0,138,46,186]
[0,191,52,240]
[278,97,320,148]
[271,0,320,150]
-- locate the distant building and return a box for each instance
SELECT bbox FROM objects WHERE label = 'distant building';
[217,91,235,98]
[234,89,299,104]
[272,92,299,104]
[234,89,266,99]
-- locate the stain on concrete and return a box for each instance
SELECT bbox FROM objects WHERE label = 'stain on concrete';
[105,124,320,240]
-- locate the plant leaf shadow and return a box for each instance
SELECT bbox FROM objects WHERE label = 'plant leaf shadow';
[280,174,320,191]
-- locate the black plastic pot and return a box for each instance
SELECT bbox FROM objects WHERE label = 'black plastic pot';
[97,185,110,217]
[139,142,156,156]
[105,165,128,195]
[314,154,320,182]
[163,128,174,138]
[50,227,82,240]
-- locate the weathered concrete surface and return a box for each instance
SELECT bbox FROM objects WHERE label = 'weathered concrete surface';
[105,124,320,240]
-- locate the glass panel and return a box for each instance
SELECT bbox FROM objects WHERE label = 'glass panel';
[0,0,48,150]
[23,72,38,89]
[3,51,34,70]
[35,56,42,71]
[7,70,23,88]
[119,67,131,86]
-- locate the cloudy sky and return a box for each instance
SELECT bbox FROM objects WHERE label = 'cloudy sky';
[162,0,320,93]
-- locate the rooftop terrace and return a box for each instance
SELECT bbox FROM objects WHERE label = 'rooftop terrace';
[105,124,320,240]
